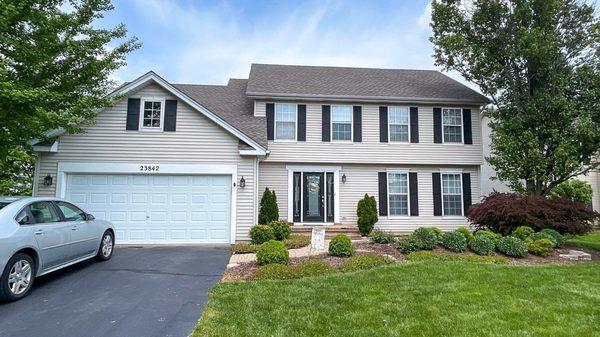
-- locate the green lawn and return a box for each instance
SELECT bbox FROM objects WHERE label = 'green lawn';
[567,232,600,251]
[194,261,600,337]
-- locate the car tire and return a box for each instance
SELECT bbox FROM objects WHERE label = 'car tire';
[0,253,36,303]
[96,230,115,262]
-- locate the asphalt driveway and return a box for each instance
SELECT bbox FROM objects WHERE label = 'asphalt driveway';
[0,246,230,337]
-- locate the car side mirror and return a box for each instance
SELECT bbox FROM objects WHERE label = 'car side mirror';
[84,213,95,221]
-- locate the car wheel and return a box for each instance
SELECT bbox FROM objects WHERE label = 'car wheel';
[96,231,114,261]
[0,253,35,303]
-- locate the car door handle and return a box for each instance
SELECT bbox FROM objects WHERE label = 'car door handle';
[34,230,45,236]
[71,226,79,231]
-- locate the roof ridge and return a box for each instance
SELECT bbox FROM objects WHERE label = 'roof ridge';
[251,63,441,73]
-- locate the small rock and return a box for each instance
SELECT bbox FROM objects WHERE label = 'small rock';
[226,263,240,269]
[559,250,591,261]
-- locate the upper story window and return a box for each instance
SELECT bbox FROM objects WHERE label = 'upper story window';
[141,99,164,131]
[388,172,409,216]
[331,105,352,141]
[442,108,462,143]
[275,103,297,140]
[442,173,462,216]
[388,106,409,142]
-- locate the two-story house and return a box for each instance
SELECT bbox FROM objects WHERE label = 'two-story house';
[31,64,489,244]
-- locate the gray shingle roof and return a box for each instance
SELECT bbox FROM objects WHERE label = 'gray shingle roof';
[246,64,489,103]
[173,79,267,148]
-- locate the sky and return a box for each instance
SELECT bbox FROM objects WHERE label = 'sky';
[99,0,472,89]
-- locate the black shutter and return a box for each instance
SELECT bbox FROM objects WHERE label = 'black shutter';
[463,108,472,144]
[353,106,362,142]
[432,172,442,216]
[163,100,177,132]
[378,172,388,216]
[322,105,331,142]
[462,173,472,215]
[266,103,275,140]
[433,107,442,143]
[410,107,419,143]
[297,104,306,141]
[379,106,388,142]
[409,172,419,216]
[293,172,301,222]
[126,98,141,131]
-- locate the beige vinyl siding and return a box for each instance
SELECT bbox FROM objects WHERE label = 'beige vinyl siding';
[256,101,483,165]
[35,83,257,241]
[259,162,480,232]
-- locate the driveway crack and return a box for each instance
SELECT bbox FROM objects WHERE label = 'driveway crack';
[98,268,223,277]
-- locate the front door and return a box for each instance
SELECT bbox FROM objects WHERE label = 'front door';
[303,172,324,222]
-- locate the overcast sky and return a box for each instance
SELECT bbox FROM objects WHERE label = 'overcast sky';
[101,0,477,89]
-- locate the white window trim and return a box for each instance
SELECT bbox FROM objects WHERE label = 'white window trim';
[274,103,298,142]
[330,105,353,143]
[441,107,464,144]
[387,170,410,218]
[139,97,166,132]
[388,106,410,143]
[440,170,464,217]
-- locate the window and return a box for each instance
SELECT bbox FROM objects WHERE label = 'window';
[442,173,462,216]
[331,106,353,141]
[388,172,409,216]
[275,103,297,140]
[15,210,30,225]
[442,108,462,143]
[56,202,86,221]
[28,201,61,224]
[141,99,164,130]
[389,106,409,142]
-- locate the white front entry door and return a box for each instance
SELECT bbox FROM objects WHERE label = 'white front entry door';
[64,174,232,244]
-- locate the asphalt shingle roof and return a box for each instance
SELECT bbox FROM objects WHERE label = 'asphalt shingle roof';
[246,63,489,103]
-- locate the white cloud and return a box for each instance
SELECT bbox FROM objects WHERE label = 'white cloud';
[418,1,432,29]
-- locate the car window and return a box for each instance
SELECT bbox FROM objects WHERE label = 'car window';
[0,202,9,210]
[55,202,86,221]
[15,210,30,225]
[28,201,61,224]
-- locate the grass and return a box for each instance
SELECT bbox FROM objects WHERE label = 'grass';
[566,232,600,251]
[194,261,600,337]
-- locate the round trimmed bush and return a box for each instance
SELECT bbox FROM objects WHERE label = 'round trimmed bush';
[441,231,468,252]
[395,235,423,254]
[250,225,275,244]
[256,240,289,265]
[527,238,554,257]
[431,227,444,242]
[497,236,528,258]
[469,235,495,255]
[268,220,291,241]
[368,230,395,244]
[456,227,474,243]
[413,227,438,250]
[328,234,353,257]
[474,229,502,244]
[529,232,557,247]
[539,228,565,247]
[512,226,535,241]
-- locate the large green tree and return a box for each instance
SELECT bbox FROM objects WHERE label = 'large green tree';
[0,0,139,194]
[430,0,600,196]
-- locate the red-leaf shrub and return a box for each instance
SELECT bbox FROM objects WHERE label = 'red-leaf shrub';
[467,192,598,235]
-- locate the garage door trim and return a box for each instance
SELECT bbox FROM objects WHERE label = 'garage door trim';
[56,162,238,244]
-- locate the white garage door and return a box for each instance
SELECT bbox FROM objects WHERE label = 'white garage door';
[65,174,232,244]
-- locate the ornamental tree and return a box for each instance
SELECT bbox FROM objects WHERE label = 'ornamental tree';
[430,0,600,196]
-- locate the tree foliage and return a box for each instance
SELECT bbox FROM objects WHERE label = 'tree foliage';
[550,179,594,206]
[356,194,378,236]
[258,188,279,224]
[431,0,600,195]
[0,148,35,195]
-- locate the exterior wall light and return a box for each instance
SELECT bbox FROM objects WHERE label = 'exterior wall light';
[341,173,347,183]
[44,174,53,186]
[239,176,246,188]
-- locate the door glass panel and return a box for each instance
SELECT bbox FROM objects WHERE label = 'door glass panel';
[293,172,301,220]
[56,202,86,221]
[326,173,334,222]
[28,202,61,223]
[306,175,321,217]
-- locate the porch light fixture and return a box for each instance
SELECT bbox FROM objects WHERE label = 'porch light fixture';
[341,173,347,183]
[239,176,246,188]
[44,174,53,186]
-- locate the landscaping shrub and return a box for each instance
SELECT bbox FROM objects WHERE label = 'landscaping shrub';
[550,179,594,206]
[283,235,311,249]
[529,232,557,247]
[356,194,378,236]
[474,229,502,244]
[413,227,438,250]
[456,227,474,242]
[328,234,353,257]
[340,253,393,272]
[253,264,295,280]
[258,188,279,224]
[468,192,598,235]
[293,260,336,278]
[256,240,289,265]
[249,225,275,244]
[368,230,395,244]
[431,227,444,242]
[512,226,535,241]
[395,235,424,254]
[539,228,566,247]
[496,236,528,258]
[407,251,507,264]
[268,220,291,241]
[527,238,554,257]
[441,231,468,252]
[470,235,495,255]
[232,243,260,254]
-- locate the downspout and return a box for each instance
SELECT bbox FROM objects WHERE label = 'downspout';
[32,153,41,196]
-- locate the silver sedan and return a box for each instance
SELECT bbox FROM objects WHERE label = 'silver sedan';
[0,197,115,302]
